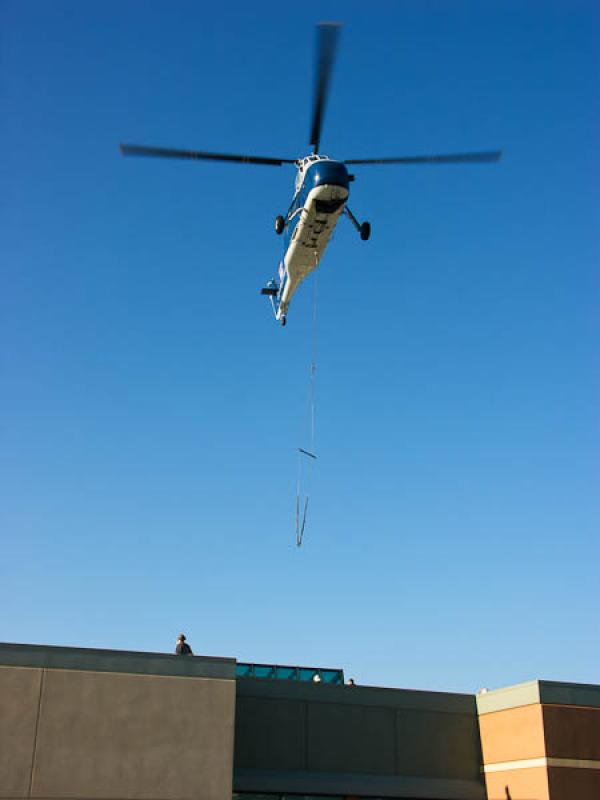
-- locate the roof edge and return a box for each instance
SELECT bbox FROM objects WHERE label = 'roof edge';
[0,641,236,681]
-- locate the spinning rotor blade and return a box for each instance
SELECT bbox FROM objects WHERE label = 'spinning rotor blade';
[309,23,341,154]
[344,150,502,165]
[120,144,296,166]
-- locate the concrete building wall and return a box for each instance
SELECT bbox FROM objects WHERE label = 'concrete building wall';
[234,677,486,799]
[4,643,600,800]
[0,666,42,799]
[0,643,236,800]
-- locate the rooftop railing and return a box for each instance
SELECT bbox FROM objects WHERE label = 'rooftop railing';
[236,662,344,684]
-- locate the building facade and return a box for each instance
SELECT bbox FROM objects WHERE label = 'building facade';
[1,643,598,800]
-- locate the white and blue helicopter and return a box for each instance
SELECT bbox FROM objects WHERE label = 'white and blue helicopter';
[121,24,501,326]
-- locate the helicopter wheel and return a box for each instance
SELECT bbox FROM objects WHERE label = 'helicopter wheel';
[280,315,287,327]
[275,215,285,235]
[360,221,371,241]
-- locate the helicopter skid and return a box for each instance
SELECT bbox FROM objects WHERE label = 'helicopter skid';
[278,183,348,316]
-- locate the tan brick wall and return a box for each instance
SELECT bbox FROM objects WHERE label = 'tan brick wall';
[484,766,549,800]
[478,704,546,766]
[478,701,600,800]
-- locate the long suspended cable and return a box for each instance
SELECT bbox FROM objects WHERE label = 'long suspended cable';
[296,264,319,547]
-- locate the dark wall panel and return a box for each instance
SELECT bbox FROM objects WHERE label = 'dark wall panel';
[543,705,600,760]
[396,709,482,780]
[234,696,306,771]
[307,701,396,774]
[547,766,600,800]
[234,678,485,799]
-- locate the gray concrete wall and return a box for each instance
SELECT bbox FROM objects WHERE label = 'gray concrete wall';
[234,678,486,799]
[0,643,236,800]
[0,665,41,799]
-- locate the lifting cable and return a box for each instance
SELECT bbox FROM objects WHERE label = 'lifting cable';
[296,259,319,547]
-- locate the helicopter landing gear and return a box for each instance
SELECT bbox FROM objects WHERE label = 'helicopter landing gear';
[275,215,285,235]
[344,206,371,241]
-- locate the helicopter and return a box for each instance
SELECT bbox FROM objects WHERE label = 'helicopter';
[121,24,501,326]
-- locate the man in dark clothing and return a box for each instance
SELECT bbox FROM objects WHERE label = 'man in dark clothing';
[175,633,193,655]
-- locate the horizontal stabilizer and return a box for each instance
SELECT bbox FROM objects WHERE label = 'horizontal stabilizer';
[261,287,279,296]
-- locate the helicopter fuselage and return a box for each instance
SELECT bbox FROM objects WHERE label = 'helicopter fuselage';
[271,156,350,323]
[122,24,500,330]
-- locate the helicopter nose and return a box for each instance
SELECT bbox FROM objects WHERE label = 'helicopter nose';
[309,161,349,190]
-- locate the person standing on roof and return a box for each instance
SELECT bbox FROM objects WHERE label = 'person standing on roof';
[175,634,193,655]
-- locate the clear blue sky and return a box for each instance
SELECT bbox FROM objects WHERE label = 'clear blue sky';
[2,0,598,693]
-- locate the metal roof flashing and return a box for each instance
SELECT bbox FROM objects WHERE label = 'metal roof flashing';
[476,679,600,714]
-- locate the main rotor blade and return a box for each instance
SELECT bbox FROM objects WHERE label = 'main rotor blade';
[309,23,341,154]
[344,150,503,165]
[120,144,296,166]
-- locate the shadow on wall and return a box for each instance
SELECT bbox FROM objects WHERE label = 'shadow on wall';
[492,786,536,800]
[487,788,536,800]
